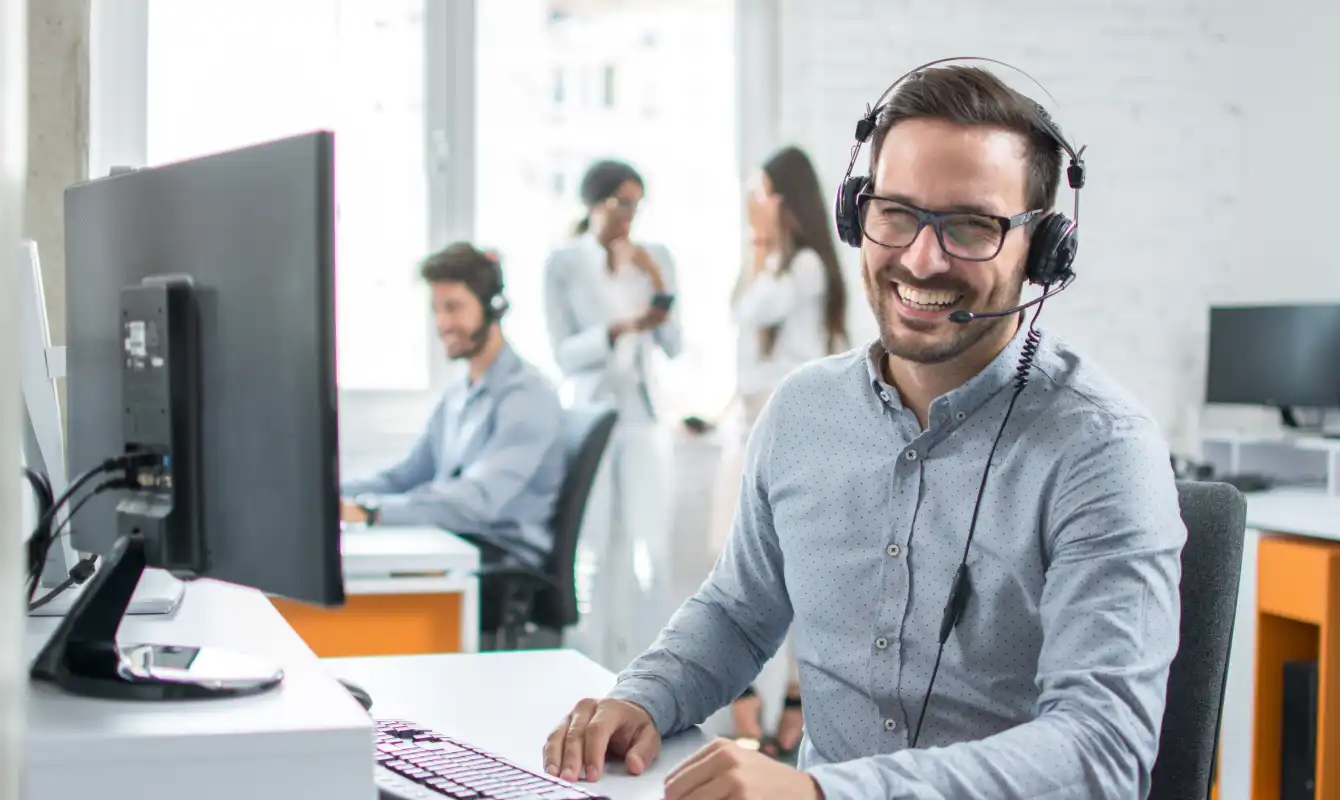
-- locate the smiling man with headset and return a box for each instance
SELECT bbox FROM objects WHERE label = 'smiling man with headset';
[542,58,1186,799]
[341,242,566,631]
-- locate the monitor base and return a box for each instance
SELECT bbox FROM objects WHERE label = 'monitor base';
[29,531,284,701]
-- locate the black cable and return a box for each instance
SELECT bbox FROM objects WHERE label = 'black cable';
[26,476,132,607]
[910,302,1047,749]
[24,455,150,602]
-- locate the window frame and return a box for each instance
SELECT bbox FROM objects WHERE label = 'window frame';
[92,0,478,468]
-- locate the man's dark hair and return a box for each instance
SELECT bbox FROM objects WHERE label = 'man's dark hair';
[869,65,1064,212]
[419,242,503,302]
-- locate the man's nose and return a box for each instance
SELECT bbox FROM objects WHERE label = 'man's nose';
[900,224,952,280]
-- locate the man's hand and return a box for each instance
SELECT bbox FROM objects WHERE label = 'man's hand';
[664,739,823,800]
[543,698,662,783]
[340,499,367,524]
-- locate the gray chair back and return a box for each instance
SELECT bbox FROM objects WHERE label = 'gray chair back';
[530,405,617,630]
[1150,480,1247,799]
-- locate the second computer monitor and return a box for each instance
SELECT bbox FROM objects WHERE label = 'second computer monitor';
[1205,303,1340,412]
[63,131,344,606]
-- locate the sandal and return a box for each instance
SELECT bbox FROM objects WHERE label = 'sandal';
[729,685,766,751]
[772,692,804,762]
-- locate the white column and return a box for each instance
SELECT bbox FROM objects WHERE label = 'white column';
[0,0,28,794]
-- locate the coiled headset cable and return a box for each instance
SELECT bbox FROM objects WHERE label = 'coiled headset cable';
[909,300,1049,749]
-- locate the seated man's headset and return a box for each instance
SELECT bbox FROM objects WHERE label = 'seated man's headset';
[463,249,510,358]
[831,56,1088,749]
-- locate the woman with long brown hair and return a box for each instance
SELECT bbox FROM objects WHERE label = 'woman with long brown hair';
[712,145,848,761]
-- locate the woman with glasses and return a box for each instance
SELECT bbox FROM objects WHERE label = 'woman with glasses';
[710,145,848,762]
[542,159,682,674]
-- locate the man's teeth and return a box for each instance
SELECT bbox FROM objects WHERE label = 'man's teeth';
[896,284,961,308]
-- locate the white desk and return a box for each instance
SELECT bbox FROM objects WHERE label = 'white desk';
[271,527,482,657]
[24,580,374,800]
[1217,488,1340,800]
[327,650,712,800]
[343,527,482,653]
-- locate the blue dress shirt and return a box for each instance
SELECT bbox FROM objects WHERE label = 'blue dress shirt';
[341,343,566,565]
[607,325,1186,799]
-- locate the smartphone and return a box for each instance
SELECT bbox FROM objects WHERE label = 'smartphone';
[651,292,675,311]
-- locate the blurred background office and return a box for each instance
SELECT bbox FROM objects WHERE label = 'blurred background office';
[8,0,1340,795]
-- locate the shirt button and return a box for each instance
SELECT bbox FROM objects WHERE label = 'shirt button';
[875,637,889,650]
[884,719,897,731]
[904,449,918,461]
[955,410,967,421]
[887,543,901,557]
[879,391,890,403]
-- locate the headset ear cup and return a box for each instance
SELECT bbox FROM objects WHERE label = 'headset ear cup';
[1024,213,1078,285]
[490,294,509,320]
[834,176,868,248]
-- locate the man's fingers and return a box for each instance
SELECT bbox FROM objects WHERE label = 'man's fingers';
[542,717,574,776]
[666,738,729,783]
[558,700,597,782]
[664,744,734,800]
[623,722,660,776]
[581,708,617,782]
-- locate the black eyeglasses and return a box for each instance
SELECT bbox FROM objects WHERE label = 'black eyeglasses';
[857,192,1042,261]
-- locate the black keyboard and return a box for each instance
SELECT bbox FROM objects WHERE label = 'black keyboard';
[374,718,610,800]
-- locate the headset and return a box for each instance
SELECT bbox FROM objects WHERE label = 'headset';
[461,249,510,358]
[835,58,1090,749]
[478,249,510,324]
[834,55,1087,299]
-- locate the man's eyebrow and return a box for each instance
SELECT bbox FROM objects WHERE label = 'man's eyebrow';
[870,191,1000,217]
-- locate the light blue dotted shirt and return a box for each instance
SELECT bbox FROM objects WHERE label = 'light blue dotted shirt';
[607,324,1186,799]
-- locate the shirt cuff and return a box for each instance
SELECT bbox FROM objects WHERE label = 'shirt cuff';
[807,760,884,800]
[604,675,677,737]
[373,493,427,526]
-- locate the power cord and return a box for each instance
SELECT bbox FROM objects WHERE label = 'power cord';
[24,455,152,609]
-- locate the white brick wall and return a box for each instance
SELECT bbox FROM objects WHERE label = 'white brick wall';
[760,0,1340,453]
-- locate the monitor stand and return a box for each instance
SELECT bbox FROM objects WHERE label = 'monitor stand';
[28,531,285,701]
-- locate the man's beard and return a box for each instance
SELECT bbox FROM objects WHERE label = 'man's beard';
[866,260,1023,365]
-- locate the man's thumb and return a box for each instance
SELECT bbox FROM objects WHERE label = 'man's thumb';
[623,725,659,775]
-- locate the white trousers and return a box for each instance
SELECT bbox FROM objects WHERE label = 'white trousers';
[566,418,676,674]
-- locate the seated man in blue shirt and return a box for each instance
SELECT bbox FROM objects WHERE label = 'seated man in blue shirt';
[543,64,1187,799]
[341,243,566,627]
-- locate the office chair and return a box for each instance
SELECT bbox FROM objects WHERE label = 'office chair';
[1149,480,1247,799]
[479,405,618,650]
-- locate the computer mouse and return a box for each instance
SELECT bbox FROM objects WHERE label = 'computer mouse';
[339,677,373,712]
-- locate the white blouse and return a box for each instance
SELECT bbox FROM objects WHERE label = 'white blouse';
[732,247,831,399]
[542,233,682,422]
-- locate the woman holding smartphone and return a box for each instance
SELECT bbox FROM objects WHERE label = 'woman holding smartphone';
[542,159,682,673]
[713,145,848,761]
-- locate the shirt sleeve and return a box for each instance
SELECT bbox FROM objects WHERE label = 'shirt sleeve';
[732,249,827,329]
[374,381,564,531]
[808,413,1186,800]
[340,400,441,497]
[543,249,613,376]
[605,390,793,735]
[646,244,683,359]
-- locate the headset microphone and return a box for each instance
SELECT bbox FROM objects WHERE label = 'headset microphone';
[947,277,1075,324]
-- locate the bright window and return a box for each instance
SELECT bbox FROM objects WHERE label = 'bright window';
[476,0,740,418]
[145,0,432,393]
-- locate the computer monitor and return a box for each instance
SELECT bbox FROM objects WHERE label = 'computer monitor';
[17,239,74,585]
[30,131,343,701]
[1205,303,1340,427]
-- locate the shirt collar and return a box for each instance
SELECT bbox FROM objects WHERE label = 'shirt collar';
[863,316,1035,426]
[463,341,520,399]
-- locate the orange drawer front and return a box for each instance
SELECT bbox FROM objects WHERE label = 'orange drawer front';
[271,593,464,658]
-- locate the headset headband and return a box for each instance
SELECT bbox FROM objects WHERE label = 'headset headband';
[844,56,1088,219]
